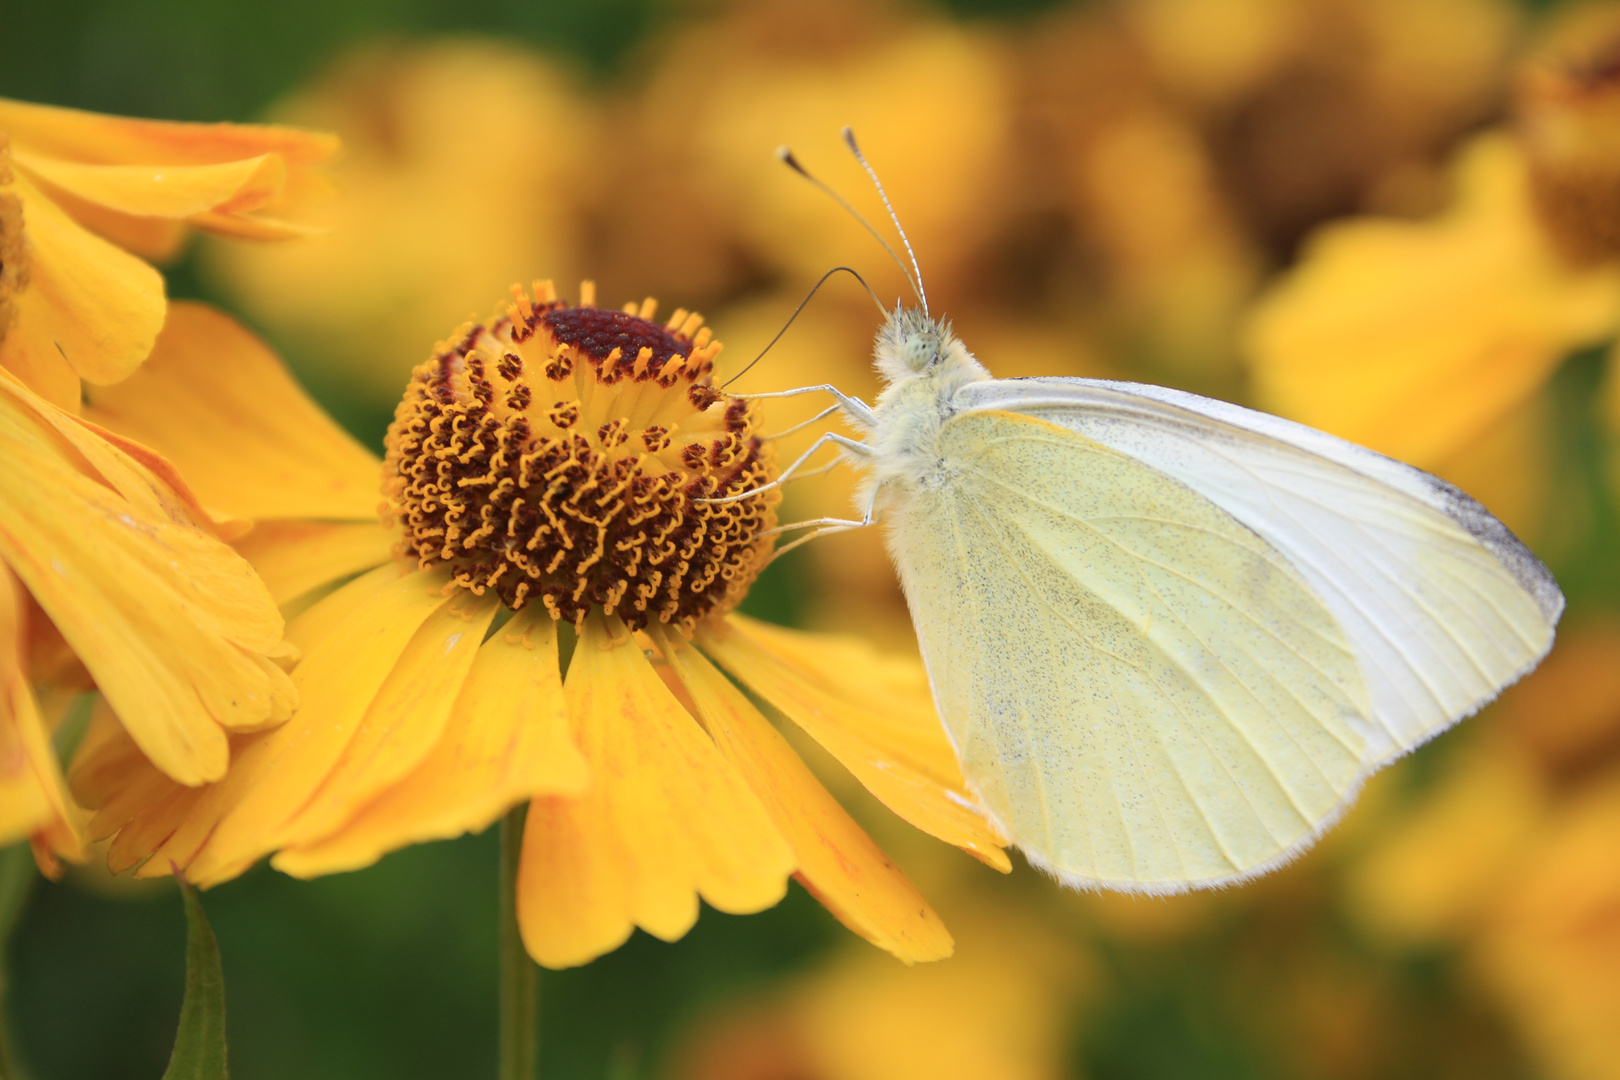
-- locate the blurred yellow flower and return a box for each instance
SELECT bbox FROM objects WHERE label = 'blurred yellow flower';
[0,99,337,407]
[1245,133,1620,470]
[1477,770,1620,1080]
[620,6,1009,309]
[205,41,594,412]
[1346,619,1620,1080]
[75,285,1008,969]
[670,903,1089,1080]
[1245,15,1620,473]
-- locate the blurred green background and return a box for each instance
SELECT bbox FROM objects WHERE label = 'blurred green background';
[6,0,1619,1078]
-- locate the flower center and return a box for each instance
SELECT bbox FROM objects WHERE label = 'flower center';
[383,281,780,632]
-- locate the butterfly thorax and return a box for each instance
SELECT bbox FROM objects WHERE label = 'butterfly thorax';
[869,307,989,495]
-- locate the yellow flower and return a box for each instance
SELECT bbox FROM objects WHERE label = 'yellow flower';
[0,100,340,861]
[74,285,1009,969]
[1243,17,1620,472]
[0,98,337,407]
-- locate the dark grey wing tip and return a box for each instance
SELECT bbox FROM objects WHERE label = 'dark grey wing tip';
[1430,477,1566,625]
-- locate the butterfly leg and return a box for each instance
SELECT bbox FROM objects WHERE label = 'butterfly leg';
[763,403,842,440]
[759,480,883,564]
[699,432,873,505]
[729,385,878,429]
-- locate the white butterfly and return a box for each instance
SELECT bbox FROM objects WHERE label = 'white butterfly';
[725,131,1563,894]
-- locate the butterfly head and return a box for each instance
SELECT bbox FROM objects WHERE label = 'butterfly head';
[874,304,984,388]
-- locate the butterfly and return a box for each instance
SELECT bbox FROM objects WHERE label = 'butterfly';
[724,130,1563,894]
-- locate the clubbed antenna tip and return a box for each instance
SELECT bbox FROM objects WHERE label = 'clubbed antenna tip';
[777,146,809,177]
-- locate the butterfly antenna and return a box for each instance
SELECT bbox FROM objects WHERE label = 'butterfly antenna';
[777,145,925,311]
[841,127,928,318]
[721,265,884,389]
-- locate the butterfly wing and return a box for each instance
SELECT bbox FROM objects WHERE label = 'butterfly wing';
[888,407,1374,891]
[956,378,1563,767]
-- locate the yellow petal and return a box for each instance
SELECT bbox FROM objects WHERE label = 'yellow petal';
[83,302,383,523]
[518,612,794,969]
[276,605,588,878]
[656,626,953,963]
[270,592,499,854]
[0,565,82,860]
[1246,134,1620,468]
[14,152,287,221]
[0,375,293,785]
[0,172,165,392]
[698,615,1010,873]
[233,521,396,606]
[0,98,339,169]
[185,209,328,241]
[154,567,451,884]
[27,185,188,261]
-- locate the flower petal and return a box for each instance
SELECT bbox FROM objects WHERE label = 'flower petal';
[276,605,589,878]
[14,152,287,221]
[517,612,795,969]
[1246,135,1620,468]
[156,567,451,885]
[0,172,165,392]
[233,521,396,606]
[657,627,953,963]
[269,592,500,855]
[699,615,1010,872]
[0,564,82,863]
[83,303,383,523]
[0,374,294,785]
[0,98,339,168]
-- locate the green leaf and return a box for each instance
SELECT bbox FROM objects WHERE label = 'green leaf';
[162,877,229,1080]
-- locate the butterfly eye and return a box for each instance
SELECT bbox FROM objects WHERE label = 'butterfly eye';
[902,334,935,372]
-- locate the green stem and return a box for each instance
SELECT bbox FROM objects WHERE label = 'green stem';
[498,805,537,1080]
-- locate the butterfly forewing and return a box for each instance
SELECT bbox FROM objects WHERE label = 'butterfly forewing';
[958,378,1562,766]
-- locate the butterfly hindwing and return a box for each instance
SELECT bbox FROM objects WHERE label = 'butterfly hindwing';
[887,408,1371,891]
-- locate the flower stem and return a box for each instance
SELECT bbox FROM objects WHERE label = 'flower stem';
[499,804,537,1080]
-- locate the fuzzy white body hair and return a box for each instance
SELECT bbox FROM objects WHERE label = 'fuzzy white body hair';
[860,307,989,504]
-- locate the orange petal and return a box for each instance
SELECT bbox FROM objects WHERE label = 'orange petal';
[276,604,589,878]
[156,567,451,885]
[14,151,287,221]
[270,592,500,854]
[0,564,82,861]
[233,521,396,606]
[0,99,339,169]
[1246,134,1620,468]
[0,171,165,392]
[656,626,953,963]
[699,615,1010,872]
[517,612,795,969]
[0,374,293,785]
[84,303,383,523]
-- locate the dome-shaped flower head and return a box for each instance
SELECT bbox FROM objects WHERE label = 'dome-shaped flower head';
[76,284,1009,968]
